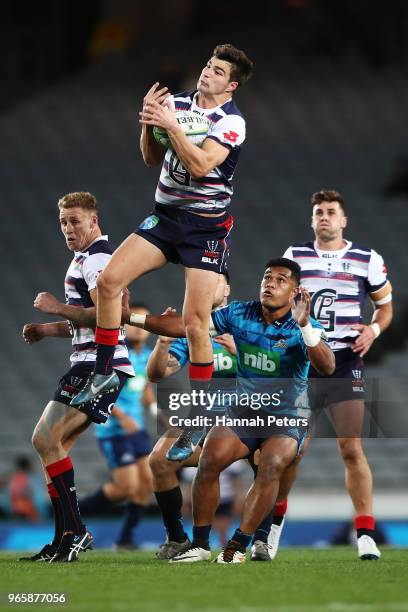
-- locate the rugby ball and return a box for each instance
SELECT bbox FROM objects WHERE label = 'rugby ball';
[153,110,209,149]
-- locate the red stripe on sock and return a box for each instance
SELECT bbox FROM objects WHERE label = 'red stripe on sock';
[47,483,59,499]
[46,457,73,478]
[189,362,214,381]
[95,327,119,346]
[354,515,375,530]
[274,499,288,517]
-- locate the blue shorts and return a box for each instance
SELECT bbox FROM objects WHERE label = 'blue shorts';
[97,430,153,469]
[135,205,233,273]
[309,348,365,405]
[53,363,128,424]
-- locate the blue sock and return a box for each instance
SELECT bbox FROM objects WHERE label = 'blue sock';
[231,528,252,549]
[192,525,211,548]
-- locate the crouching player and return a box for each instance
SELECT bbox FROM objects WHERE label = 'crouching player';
[128,258,335,562]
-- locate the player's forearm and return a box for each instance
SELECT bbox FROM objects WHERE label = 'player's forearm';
[128,312,186,338]
[308,343,335,376]
[147,340,171,381]
[55,303,97,327]
[371,302,393,333]
[166,126,210,178]
[140,125,166,166]
[43,322,72,338]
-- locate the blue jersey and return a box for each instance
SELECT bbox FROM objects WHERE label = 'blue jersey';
[211,301,325,416]
[169,337,237,412]
[95,346,151,438]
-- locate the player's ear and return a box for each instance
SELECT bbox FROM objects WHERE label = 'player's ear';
[341,215,348,229]
[225,284,231,298]
[226,81,239,93]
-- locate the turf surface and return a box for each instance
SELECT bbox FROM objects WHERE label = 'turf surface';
[0,548,407,612]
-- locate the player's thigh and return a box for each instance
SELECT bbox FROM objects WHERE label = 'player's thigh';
[134,455,153,489]
[34,401,89,443]
[200,426,249,471]
[62,416,92,452]
[330,400,365,437]
[100,233,167,290]
[183,268,220,322]
[111,463,139,491]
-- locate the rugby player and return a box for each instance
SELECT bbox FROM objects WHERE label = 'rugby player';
[21,192,133,562]
[281,189,393,560]
[128,258,335,562]
[71,44,253,463]
[80,303,155,549]
[146,272,288,561]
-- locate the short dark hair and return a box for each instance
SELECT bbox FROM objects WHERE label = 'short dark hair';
[311,189,345,213]
[264,258,301,286]
[58,192,98,212]
[222,270,230,285]
[213,44,253,87]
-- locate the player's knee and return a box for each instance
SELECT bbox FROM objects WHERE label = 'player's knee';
[257,456,286,483]
[149,450,174,478]
[196,451,223,481]
[96,269,123,299]
[31,423,52,455]
[184,318,208,344]
[338,439,364,464]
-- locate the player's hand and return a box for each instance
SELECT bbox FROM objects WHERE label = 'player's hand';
[140,98,179,132]
[143,82,170,109]
[119,415,139,434]
[22,323,45,344]
[214,334,237,356]
[290,286,311,327]
[34,292,61,315]
[351,324,376,357]
[158,307,177,344]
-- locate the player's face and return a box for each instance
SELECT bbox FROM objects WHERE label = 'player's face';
[125,308,150,344]
[212,275,230,308]
[197,57,238,96]
[60,207,98,252]
[260,267,297,309]
[311,201,347,241]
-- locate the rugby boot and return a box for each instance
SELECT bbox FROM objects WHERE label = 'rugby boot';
[70,372,119,407]
[49,531,94,563]
[19,543,57,562]
[166,429,205,462]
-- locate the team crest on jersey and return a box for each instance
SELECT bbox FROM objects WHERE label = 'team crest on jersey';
[273,339,288,349]
[139,215,159,231]
[202,240,220,264]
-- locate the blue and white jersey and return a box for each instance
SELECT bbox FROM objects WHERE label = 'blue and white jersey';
[168,337,237,412]
[211,301,325,416]
[95,346,151,438]
[155,90,246,213]
[283,241,389,351]
[64,236,133,376]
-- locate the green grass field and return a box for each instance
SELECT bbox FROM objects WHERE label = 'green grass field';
[0,549,407,612]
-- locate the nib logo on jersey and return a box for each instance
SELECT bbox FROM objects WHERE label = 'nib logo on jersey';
[202,240,221,265]
[240,343,280,376]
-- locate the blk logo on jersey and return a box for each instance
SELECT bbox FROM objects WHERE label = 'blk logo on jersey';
[240,343,280,375]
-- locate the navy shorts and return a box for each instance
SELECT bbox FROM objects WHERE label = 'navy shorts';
[135,205,233,273]
[309,348,365,407]
[216,500,234,517]
[53,363,128,424]
[228,408,308,458]
[97,430,153,469]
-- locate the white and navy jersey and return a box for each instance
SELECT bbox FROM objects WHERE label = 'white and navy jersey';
[155,90,246,213]
[65,236,134,376]
[283,241,389,351]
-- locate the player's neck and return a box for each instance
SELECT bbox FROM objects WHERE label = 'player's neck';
[315,236,347,251]
[196,91,231,109]
[82,229,102,251]
[261,304,291,324]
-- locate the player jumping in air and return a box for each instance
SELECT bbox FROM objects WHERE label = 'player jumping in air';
[71,44,253,463]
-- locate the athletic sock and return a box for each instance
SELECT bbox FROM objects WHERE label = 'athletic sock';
[192,525,211,549]
[253,511,273,544]
[272,499,288,526]
[188,362,214,419]
[230,528,252,550]
[46,457,86,535]
[94,327,119,375]
[155,487,186,543]
[355,515,375,539]
[80,487,115,516]
[116,503,145,545]
[47,483,64,547]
